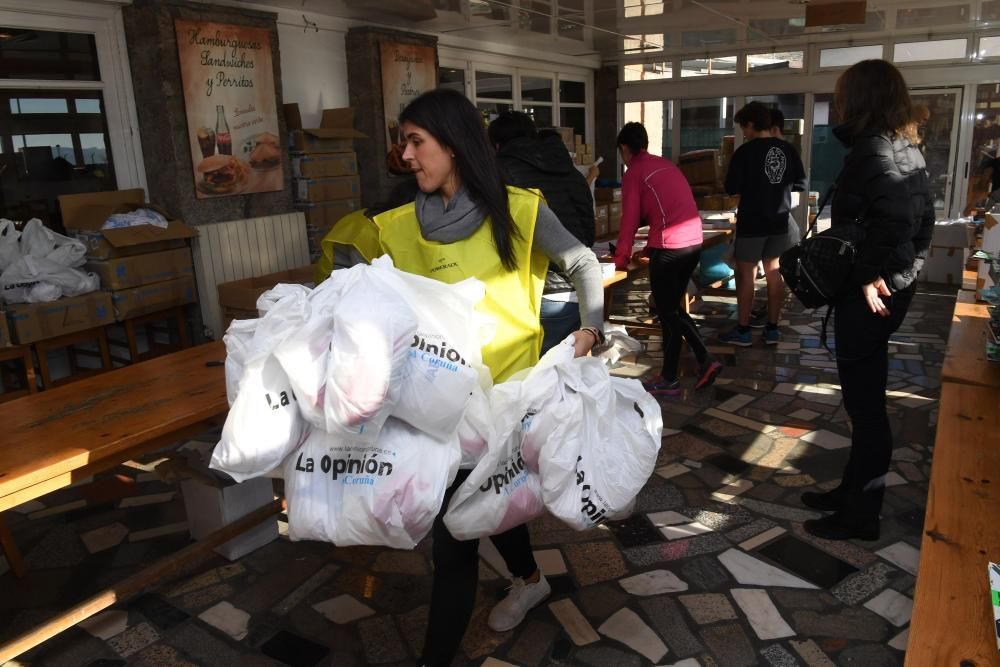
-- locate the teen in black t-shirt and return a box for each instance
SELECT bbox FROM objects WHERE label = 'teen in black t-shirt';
[720,102,806,347]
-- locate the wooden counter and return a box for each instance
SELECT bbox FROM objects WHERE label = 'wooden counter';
[907,382,1000,665]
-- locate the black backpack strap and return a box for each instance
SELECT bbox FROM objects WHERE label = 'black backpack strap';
[820,306,834,354]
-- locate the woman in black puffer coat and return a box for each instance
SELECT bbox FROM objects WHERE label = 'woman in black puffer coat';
[801,60,935,541]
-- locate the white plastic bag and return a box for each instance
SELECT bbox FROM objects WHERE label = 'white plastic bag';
[211,354,309,482]
[390,270,490,440]
[283,418,460,548]
[271,274,346,427]
[322,258,417,440]
[537,359,662,530]
[222,283,311,407]
[443,381,546,540]
[0,219,20,271]
[19,219,86,267]
[0,253,100,303]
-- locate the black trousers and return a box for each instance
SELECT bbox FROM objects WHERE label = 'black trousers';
[420,469,538,665]
[648,245,709,381]
[832,284,915,505]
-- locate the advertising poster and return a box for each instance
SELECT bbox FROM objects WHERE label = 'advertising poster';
[379,41,437,174]
[175,19,283,199]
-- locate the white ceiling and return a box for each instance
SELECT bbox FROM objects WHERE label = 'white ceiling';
[235,0,1000,61]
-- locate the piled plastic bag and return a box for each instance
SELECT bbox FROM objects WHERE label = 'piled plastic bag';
[444,336,662,539]
[211,256,663,550]
[0,219,100,303]
[211,257,487,549]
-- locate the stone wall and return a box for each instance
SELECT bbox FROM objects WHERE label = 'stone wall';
[123,0,293,225]
[345,27,437,208]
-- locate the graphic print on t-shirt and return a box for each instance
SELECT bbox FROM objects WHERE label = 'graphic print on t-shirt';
[764,146,787,184]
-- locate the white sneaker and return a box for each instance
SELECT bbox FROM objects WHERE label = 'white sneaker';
[487,574,551,632]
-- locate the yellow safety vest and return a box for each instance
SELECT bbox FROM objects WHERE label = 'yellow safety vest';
[326,187,547,382]
[316,209,381,284]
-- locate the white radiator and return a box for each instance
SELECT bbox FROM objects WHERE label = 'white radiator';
[192,212,310,338]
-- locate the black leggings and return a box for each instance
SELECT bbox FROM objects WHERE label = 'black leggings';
[648,245,709,381]
[420,470,538,666]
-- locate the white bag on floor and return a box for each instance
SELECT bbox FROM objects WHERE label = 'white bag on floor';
[538,360,662,530]
[283,418,460,548]
[211,355,309,482]
[443,381,546,540]
[322,258,418,440]
[391,271,491,440]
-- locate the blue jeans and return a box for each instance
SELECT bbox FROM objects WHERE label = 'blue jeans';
[540,298,581,354]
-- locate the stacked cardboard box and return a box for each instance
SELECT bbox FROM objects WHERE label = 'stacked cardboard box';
[594,187,622,238]
[59,189,199,322]
[0,313,10,347]
[680,136,740,212]
[920,219,975,286]
[5,292,115,344]
[288,106,367,260]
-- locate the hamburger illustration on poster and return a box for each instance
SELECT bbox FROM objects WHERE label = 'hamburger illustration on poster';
[175,20,284,198]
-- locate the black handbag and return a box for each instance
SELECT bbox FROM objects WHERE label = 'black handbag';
[780,185,867,309]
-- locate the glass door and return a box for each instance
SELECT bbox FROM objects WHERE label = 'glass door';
[808,93,848,230]
[909,88,962,218]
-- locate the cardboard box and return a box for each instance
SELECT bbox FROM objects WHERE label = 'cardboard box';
[608,202,622,233]
[678,149,724,187]
[292,153,358,178]
[217,266,315,313]
[112,276,196,320]
[919,246,966,285]
[540,127,575,152]
[283,102,303,130]
[595,204,609,237]
[931,220,975,248]
[0,313,10,348]
[178,442,279,561]
[697,194,726,211]
[59,189,197,259]
[595,187,622,203]
[290,107,367,154]
[86,248,193,291]
[295,175,362,203]
[6,291,114,344]
[299,199,363,231]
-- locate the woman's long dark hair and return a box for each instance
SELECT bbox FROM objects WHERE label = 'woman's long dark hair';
[834,59,917,143]
[399,88,520,272]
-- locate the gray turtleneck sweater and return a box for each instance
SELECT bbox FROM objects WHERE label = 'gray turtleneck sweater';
[334,187,603,329]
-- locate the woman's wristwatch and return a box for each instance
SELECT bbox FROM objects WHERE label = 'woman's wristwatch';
[579,326,606,347]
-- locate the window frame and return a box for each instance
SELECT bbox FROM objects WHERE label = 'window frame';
[0,1,146,193]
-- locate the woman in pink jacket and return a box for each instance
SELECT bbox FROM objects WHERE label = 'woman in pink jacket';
[613,122,722,395]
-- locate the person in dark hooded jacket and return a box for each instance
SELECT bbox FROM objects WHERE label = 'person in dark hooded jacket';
[801,59,934,541]
[489,111,596,352]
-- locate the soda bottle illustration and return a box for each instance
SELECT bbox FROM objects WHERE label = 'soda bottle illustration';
[216,105,232,155]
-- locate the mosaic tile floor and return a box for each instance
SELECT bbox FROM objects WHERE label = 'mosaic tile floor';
[0,277,952,667]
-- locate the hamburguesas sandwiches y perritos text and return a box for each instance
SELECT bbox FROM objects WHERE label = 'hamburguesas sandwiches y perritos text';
[197,154,246,195]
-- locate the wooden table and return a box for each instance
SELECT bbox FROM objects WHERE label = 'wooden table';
[0,341,282,664]
[907,382,1000,665]
[0,341,229,567]
[940,290,1000,389]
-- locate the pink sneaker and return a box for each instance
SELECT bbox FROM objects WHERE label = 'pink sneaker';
[642,375,682,396]
[695,360,723,390]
